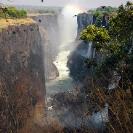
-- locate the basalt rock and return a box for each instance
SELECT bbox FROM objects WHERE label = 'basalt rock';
[30,14,60,80]
[30,14,61,58]
[0,22,45,133]
[77,12,93,40]
[39,27,59,80]
[67,51,89,81]
[68,12,110,82]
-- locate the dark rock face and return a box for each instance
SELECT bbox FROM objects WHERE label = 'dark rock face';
[77,12,93,40]
[93,15,110,30]
[0,23,45,133]
[30,14,60,80]
[68,12,110,81]
[51,85,87,110]
[67,13,93,81]
[68,12,93,80]
[39,27,59,80]
[67,48,90,81]
[30,14,61,58]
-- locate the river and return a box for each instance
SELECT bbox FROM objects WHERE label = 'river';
[45,40,108,132]
[45,5,108,132]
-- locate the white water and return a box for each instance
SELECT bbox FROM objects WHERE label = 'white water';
[46,5,79,96]
[46,41,80,96]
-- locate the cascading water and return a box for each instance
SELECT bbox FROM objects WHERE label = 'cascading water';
[46,5,82,96]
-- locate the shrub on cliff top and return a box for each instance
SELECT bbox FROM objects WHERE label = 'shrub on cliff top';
[0,6,27,19]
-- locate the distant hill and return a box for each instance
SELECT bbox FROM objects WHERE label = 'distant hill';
[4,5,63,14]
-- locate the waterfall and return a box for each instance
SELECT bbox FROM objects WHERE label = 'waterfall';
[77,15,95,59]
[86,42,92,58]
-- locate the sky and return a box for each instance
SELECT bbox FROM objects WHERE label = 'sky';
[2,0,133,8]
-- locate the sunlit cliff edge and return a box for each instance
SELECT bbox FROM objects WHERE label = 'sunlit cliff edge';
[0,18,36,30]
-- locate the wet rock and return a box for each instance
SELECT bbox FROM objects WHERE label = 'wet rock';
[39,27,59,80]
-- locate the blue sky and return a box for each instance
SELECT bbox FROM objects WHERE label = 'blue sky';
[2,0,132,8]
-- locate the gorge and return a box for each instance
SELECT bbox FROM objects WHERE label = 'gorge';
[0,9,109,133]
[1,2,133,133]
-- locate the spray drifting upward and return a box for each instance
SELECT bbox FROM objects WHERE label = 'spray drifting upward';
[59,4,86,44]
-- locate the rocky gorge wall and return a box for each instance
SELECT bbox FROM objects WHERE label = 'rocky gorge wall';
[30,14,61,58]
[39,27,59,80]
[67,12,110,82]
[0,21,46,133]
[77,12,93,40]
[30,14,60,80]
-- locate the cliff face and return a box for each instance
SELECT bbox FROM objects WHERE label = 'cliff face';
[77,12,93,40]
[0,22,45,133]
[67,12,110,81]
[39,27,59,80]
[93,15,110,30]
[30,14,61,58]
[77,12,109,40]
[67,13,93,81]
[30,14,60,80]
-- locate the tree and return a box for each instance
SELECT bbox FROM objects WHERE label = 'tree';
[80,2,133,132]
[0,6,27,19]
[80,1,133,91]
[6,6,27,18]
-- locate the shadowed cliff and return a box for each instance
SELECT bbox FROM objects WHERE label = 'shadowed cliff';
[67,12,110,82]
[39,26,59,80]
[0,20,46,133]
[30,14,61,58]
[30,14,60,80]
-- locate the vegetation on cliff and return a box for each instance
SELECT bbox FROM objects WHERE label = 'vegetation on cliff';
[88,6,117,25]
[80,1,133,132]
[80,1,133,90]
[88,6,118,15]
[0,6,27,19]
[0,6,31,30]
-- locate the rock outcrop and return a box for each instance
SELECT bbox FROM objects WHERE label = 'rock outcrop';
[30,14,61,58]
[39,27,59,80]
[0,21,45,133]
[67,12,110,81]
[30,14,60,80]
[93,15,110,30]
[67,46,90,81]
[77,12,93,40]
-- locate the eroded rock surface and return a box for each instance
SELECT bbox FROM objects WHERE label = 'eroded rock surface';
[30,14,61,58]
[0,23,45,133]
[39,27,59,80]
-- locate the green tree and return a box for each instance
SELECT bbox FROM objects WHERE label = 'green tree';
[19,9,27,17]
[2,6,27,18]
[80,1,133,91]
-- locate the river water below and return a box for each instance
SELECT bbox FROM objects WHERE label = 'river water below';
[45,41,108,132]
[46,41,80,96]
